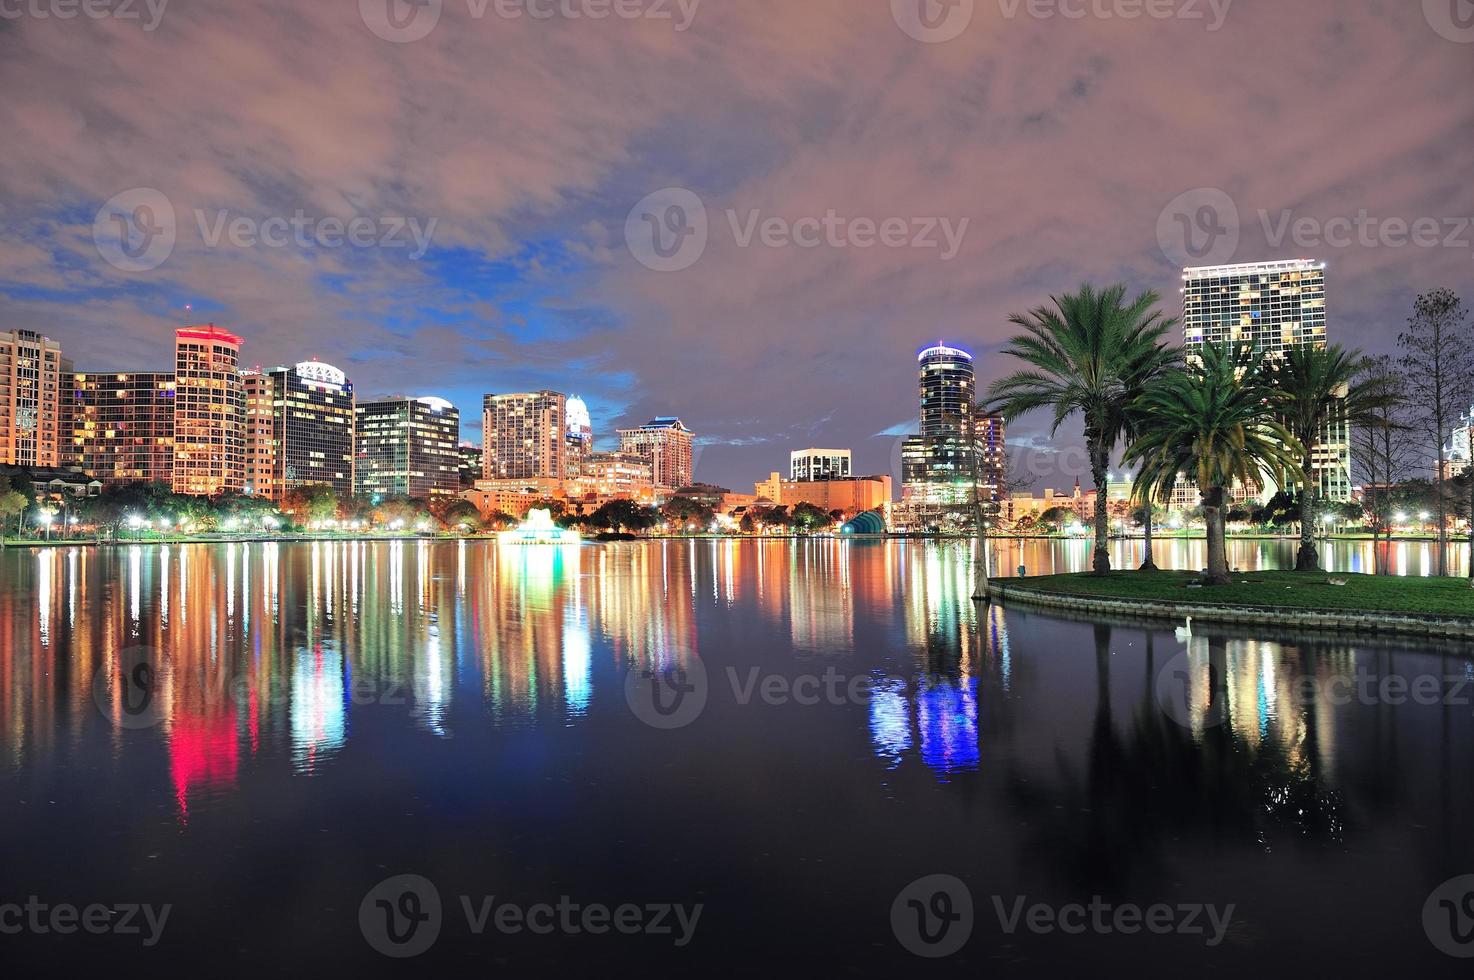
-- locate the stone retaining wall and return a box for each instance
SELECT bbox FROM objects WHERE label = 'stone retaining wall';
[986,581,1474,641]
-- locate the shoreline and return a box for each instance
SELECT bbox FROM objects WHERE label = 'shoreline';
[987,573,1474,641]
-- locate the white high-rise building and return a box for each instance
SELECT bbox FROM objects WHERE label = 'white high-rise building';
[1182,260,1350,503]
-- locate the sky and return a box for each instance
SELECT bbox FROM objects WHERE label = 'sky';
[1,0,1471,491]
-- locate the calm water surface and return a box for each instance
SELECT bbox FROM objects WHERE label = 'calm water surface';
[1,539,1472,976]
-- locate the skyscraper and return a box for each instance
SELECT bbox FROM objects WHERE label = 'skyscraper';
[172,326,245,496]
[355,396,461,498]
[1182,260,1349,502]
[566,395,594,478]
[68,371,177,485]
[483,391,567,481]
[0,329,67,468]
[242,361,355,502]
[617,417,694,490]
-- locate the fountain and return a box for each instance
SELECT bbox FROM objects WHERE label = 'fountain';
[497,508,581,545]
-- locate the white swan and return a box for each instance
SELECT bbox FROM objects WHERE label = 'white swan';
[1175,617,1194,643]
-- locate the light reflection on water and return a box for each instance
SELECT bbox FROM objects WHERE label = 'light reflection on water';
[0,539,1470,974]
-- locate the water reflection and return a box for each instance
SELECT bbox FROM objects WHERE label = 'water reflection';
[0,539,1469,838]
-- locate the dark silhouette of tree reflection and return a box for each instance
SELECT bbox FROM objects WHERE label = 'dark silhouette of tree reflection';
[1001,621,1351,894]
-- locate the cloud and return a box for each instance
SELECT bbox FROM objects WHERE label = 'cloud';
[0,0,1470,489]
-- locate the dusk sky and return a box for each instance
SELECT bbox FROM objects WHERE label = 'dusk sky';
[2,0,1471,489]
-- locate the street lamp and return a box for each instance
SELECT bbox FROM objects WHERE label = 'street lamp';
[38,510,54,542]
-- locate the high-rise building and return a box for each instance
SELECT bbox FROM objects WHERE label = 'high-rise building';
[457,442,484,489]
[483,391,567,482]
[1443,404,1473,479]
[617,417,694,490]
[0,329,68,468]
[68,371,177,485]
[1182,260,1349,501]
[171,325,245,496]
[900,345,984,507]
[790,448,851,482]
[566,395,594,478]
[354,396,461,498]
[242,361,355,502]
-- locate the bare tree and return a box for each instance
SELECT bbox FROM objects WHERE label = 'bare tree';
[1398,289,1473,576]
[1350,356,1415,574]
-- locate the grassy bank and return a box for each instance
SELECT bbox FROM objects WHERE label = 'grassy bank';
[1004,571,1474,617]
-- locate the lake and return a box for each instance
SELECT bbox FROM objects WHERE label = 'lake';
[1,539,1471,975]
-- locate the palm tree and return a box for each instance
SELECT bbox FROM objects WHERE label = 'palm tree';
[1125,343,1305,585]
[986,284,1179,574]
[1120,338,1183,570]
[1263,344,1398,572]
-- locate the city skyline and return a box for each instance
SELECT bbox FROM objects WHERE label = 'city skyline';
[2,3,1467,490]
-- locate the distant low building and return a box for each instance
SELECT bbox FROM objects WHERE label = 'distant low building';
[754,472,892,516]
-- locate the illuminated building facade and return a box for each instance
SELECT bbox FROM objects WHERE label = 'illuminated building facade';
[242,361,355,502]
[566,396,593,478]
[354,396,461,498]
[1183,260,1349,502]
[483,391,567,482]
[458,442,483,489]
[1443,405,1472,479]
[0,329,68,468]
[68,371,177,485]
[172,326,245,496]
[572,451,656,505]
[790,448,851,482]
[754,473,892,515]
[897,345,1003,527]
[617,417,694,491]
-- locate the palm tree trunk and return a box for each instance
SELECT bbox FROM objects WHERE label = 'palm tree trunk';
[1296,469,1321,571]
[1088,433,1110,575]
[1140,501,1158,571]
[1203,486,1230,585]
